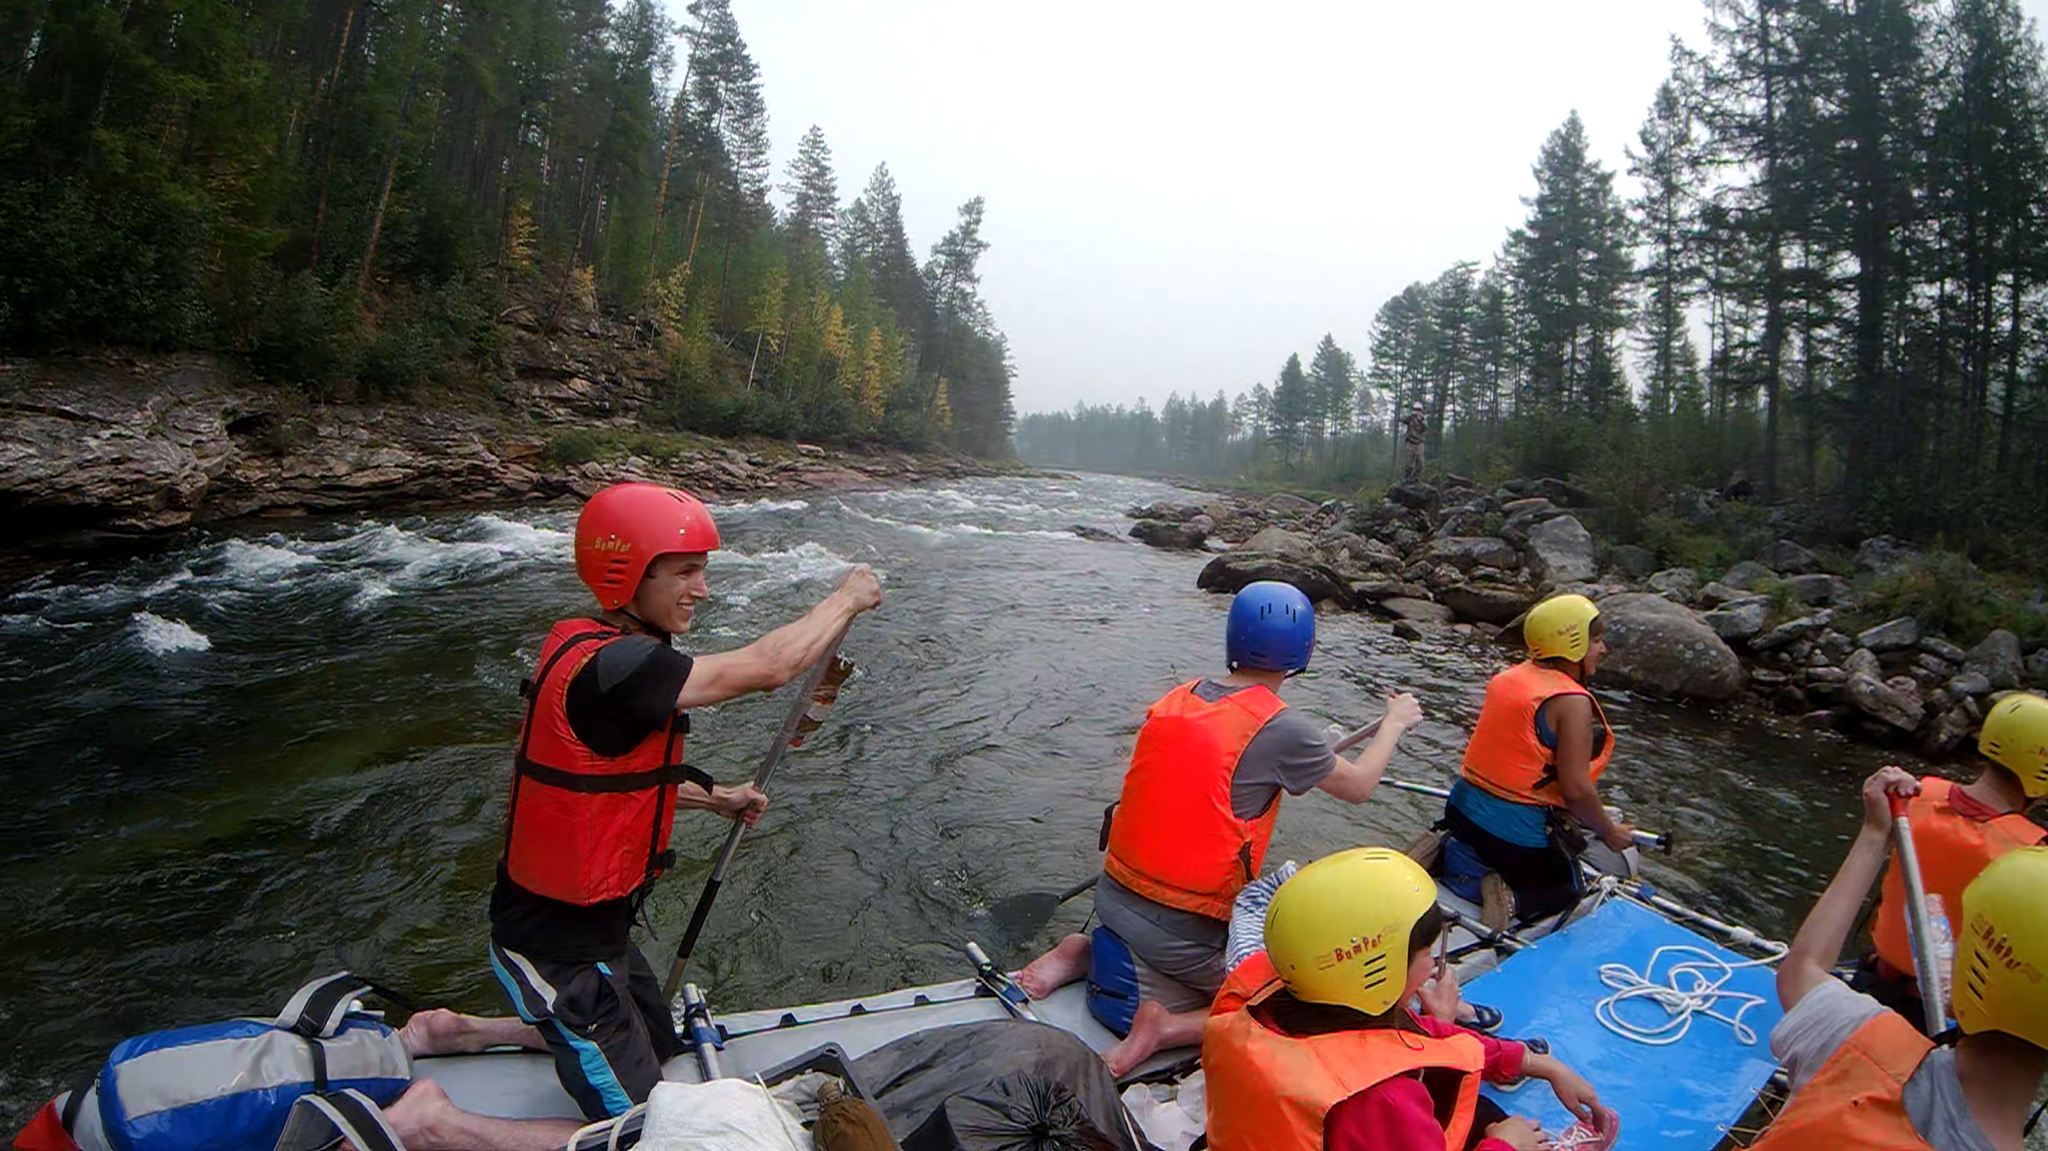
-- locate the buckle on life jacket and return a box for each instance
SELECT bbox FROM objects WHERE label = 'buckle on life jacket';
[518,675,536,700]
[1099,802,1118,852]
[650,848,678,873]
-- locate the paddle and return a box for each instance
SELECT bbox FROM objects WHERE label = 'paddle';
[663,627,856,1000]
[1887,793,1950,1034]
[983,717,1391,939]
[1376,777,1676,854]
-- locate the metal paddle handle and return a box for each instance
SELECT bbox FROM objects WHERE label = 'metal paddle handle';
[1376,776,1672,853]
[1889,793,1951,1034]
[665,623,853,1000]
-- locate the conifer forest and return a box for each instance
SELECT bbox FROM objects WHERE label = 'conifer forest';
[1016,0,2048,567]
[0,0,1015,454]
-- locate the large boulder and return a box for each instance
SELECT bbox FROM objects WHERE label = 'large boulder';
[1646,567,1701,602]
[1610,545,1658,581]
[1702,599,1770,642]
[1350,579,1432,604]
[1499,499,1565,545]
[1130,519,1206,550]
[1697,581,1753,608]
[1856,617,1920,653]
[1237,525,1315,559]
[1197,553,1347,604]
[1753,610,1834,653]
[1383,482,1440,512]
[1919,636,1969,664]
[1264,492,1319,518]
[1757,539,1822,574]
[1964,629,2026,690]
[1439,583,1540,625]
[1379,597,1455,625]
[1425,536,1520,572]
[1845,648,1883,679]
[1784,572,1851,607]
[1720,561,1780,592]
[1855,535,1919,574]
[1524,515,1598,584]
[1847,672,1927,732]
[1531,477,1598,507]
[1069,524,1124,543]
[1595,592,1747,700]
[1127,501,1208,523]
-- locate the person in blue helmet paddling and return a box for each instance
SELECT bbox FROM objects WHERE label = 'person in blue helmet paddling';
[1016,580,1425,1075]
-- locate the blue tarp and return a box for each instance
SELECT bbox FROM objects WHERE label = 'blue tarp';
[1463,895,1785,1151]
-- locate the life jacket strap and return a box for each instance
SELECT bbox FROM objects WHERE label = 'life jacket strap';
[273,972,374,1039]
[513,758,715,795]
[271,1088,406,1151]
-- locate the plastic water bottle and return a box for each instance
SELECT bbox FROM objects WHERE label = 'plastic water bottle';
[1925,894,1955,1005]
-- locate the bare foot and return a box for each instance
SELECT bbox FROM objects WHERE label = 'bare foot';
[1016,933,1090,1000]
[1103,1000,1170,1077]
[351,1079,452,1151]
[399,1009,475,1057]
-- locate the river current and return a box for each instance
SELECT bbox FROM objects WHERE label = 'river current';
[0,474,1908,1124]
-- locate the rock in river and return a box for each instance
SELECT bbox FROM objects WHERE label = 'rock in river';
[1594,592,1746,700]
[1197,553,1348,605]
[1524,515,1598,585]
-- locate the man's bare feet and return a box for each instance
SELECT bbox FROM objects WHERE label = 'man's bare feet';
[1016,933,1091,1000]
[1102,1000,1170,1077]
[367,1077,583,1151]
[1102,1001,1210,1078]
[398,1010,548,1057]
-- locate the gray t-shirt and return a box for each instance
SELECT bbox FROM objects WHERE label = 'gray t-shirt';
[1094,681,1337,996]
[1769,979,1994,1151]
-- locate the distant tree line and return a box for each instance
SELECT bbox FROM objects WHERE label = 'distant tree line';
[1018,0,2048,563]
[0,0,1013,452]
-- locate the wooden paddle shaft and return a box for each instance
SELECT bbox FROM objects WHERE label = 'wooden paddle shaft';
[1889,794,1951,1034]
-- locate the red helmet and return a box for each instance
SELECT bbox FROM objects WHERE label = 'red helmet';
[574,483,722,610]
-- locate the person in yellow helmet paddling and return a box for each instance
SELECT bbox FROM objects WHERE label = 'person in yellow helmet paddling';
[1754,767,2048,1150]
[1203,849,1613,1151]
[1852,692,2048,1034]
[1436,594,1636,927]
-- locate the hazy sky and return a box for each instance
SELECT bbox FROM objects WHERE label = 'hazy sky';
[734,1,2048,415]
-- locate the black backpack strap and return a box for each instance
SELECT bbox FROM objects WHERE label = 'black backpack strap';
[515,760,713,794]
[275,972,372,1039]
[58,1068,97,1135]
[272,1088,406,1151]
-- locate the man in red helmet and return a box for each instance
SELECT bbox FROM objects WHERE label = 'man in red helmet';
[484,481,883,1126]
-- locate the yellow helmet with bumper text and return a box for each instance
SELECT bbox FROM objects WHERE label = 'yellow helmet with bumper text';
[1953,847,2048,1050]
[1264,848,1437,1016]
[1978,692,2048,799]
[1524,593,1601,663]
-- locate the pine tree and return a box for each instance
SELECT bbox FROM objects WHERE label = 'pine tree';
[1506,112,1633,414]
[1269,353,1314,466]
[1629,74,1706,419]
[782,125,839,249]
[1307,334,1357,456]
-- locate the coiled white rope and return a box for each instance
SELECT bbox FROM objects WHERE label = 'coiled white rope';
[1593,941,1786,1046]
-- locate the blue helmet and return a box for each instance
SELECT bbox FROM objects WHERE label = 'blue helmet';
[1226,581,1315,673]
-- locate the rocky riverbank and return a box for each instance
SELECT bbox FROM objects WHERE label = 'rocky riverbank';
[0,347,1016,556]
[1098,476,2048,756]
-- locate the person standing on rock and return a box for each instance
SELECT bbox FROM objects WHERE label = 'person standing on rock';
[1015,580,1425,1076]
[1403,402,1429,480]
[363,482,884,1146]
[1851,691,2048,1032]
[1436,593,1637,928]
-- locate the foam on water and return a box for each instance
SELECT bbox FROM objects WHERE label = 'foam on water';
[714,497,811,514]
[131,612,211,655]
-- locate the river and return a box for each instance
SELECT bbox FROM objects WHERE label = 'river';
[0,473,1909,1125]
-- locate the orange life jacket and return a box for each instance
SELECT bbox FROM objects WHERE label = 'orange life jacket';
[1748,1009,1938,1150]
[1872,776,2045,977]
[1102,681,1290,920]
[502,619,712,905]
[1203,951,1486,1151]
[1460,661,1613,809]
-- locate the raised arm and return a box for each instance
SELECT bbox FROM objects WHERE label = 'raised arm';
[675,566,882,709]
[1777,765,1921,1010]
[1317,693,1423,804]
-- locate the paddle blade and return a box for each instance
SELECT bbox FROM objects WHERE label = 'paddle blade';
[986,891,1066,939]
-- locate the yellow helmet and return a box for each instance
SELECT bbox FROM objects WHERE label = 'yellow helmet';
[1953,847,2048,1050]
[1264,848,1437,1016]
[1978,692,2048,799]
[1524,593,1601,662]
